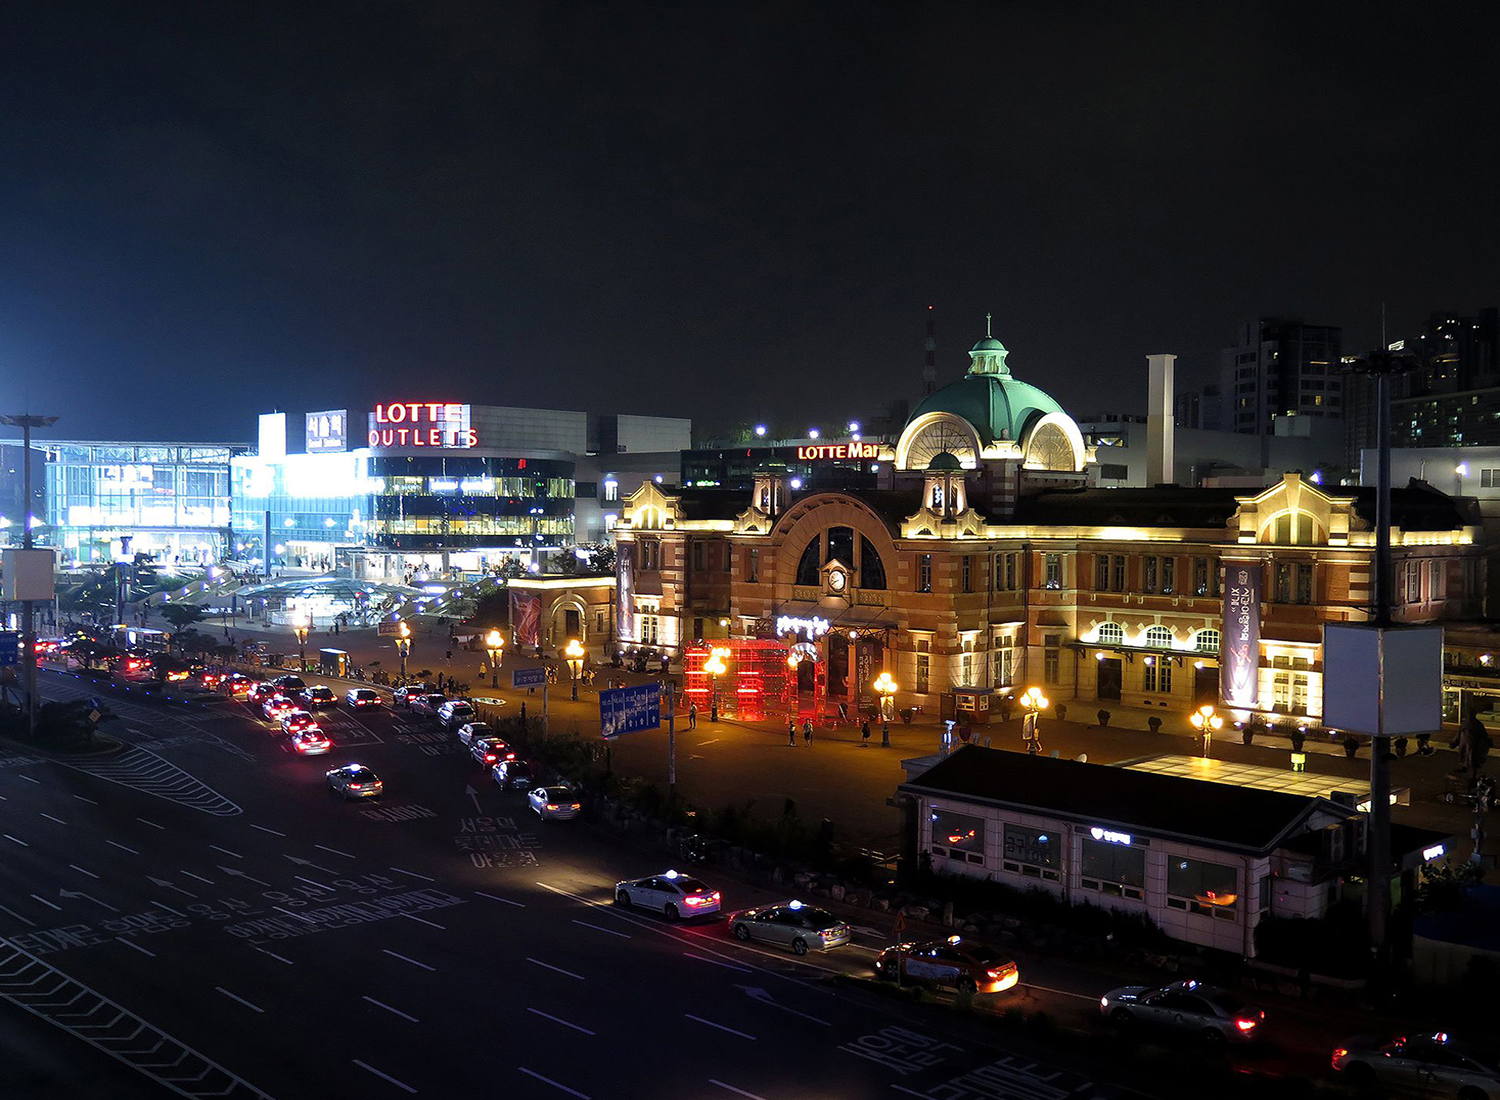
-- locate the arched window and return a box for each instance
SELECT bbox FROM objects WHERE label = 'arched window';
[1261,510,1325,546]
[795,537,821,586]
[1194,629,1221,653]
[859,535,887,590]
[1095,621,1124,645]
[1144,625,1175,649]
[826,526,854,566]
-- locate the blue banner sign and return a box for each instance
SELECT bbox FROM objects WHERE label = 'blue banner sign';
[512,667,546,689]
[0,632,20,667]
[600,682,661,740]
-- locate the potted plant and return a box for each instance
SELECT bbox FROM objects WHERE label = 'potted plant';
[1147,716,1162,735]
[1342,735,1360,759]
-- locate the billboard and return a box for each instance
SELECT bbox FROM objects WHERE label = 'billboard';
[600,682,661,739]
[616,544,634,642]
[2,549,56,602]
[1220,561,1261,708]
[366,402,476,450]
[1323,623,1443,736]
[511,590,541,648]
[306,410,348,453]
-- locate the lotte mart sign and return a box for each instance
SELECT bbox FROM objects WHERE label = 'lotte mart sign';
[367,403,478,449]
[1221,563,1261,709]
[796,441,880,461]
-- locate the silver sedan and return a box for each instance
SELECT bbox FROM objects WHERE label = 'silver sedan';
[528,785,582,820]
[730,900,851,955]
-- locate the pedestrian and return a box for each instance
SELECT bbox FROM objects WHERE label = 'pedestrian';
[520,701,527,722]
[788,719,797,747]
[803,719,813,745]
[445,649,453,661]
[688,702,698,730]
[861,719,871,747]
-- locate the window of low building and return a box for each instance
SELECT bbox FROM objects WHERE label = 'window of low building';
[1166,856,1239,919]
[1080,838,1146,900]
[1095,621,1123,645]
[930,809,985,865]
[1002,824,1061,881]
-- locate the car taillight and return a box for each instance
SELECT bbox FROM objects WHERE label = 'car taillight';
[484,754,496,763]
[545,804,558,811]
[1332,1048,1348,1061]
[1234,1018,1258,1032]
[348,783,363,790]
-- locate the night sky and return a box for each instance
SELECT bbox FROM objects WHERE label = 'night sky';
[3,2,1498,443]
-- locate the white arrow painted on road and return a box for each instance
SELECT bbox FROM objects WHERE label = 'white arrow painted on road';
[218,865,271,886]
[146,876,197,899]
[464,784,482,813]
[60,889,120,913]
[850,925,889,938]
[733,985,830,1026]
[284,854,335,873]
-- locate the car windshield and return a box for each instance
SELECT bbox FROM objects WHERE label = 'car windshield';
[466,724,490,734]
[311,688,332,697]
[424,695,446,704]
[279,677,305,689]
[346,768,377,781]
[548,787,577,800]
[802,909,841,929]
[677,877,709,893]
[355,690,376,699]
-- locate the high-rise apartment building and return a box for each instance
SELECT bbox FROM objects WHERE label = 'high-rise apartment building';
[1220,319,1343,435]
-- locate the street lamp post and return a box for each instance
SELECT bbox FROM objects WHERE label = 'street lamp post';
[395,621,411,683]
[1,412,58,742]
[1019,686,1049,754]
[873,671,897,747]
[485,628,505,689]
[704,646,728,723]
[565,638,584,702]
[292,611,310,673]
[1189,703,1223,758]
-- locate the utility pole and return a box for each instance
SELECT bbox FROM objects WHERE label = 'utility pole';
[664,679,679,799]
[1,414,59,743]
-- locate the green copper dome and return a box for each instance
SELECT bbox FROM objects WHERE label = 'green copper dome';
[908,348,1066,444]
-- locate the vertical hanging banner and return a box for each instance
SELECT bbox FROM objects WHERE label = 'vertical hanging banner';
[511,590,541,648]
[1221,562,1261,708]
[616,544,635,641]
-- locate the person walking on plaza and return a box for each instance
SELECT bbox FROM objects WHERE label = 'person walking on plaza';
[803,718,813,745]
[860,719,872,747]
[688,702,698,730]
[787,719,797,747]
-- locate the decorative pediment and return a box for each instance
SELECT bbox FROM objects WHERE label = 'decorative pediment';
[619,481,682,531]
[1230,472,1352,546]
[900,504,988,539]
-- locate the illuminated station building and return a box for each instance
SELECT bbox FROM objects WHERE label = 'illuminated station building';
[611,329,1485,727]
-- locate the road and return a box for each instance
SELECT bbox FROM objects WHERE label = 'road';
[0,666,1338,1099]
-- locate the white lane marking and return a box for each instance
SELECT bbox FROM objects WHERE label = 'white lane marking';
[526,957,585,981]
[710,1081,767,1100]
[72,794,98,805]
[117,937,156,958]
[294,875,334,892]
[214,986,265,1013]
[274,905,315,925]
[29,895,61,912]
[181,871,215,885]
[518,1067,590,1099]
[38,812,67,824]
[67,864,99,879]
[1021,981,1102,1003]
[382,949,435,972]
[527,1007,595,1036]
[685,1013,756,1040]
[210,844,242,859]
[684,952,751,973]
[402,912,445,931]
[354,1059,417,1094]
[3,834,30,847]
[257,948,295,966]
[136,817,166,830]
[697,738,720,746]
[106,840,139,854]
[19,774,40,784]
[390,866,434,882]
[571,919,629,939]
[362,995,420,1023]
[249,824,286,837]
[314,843,355,859]
[474,890,524,908]
[0,903,37,927]
[153,902,186,918]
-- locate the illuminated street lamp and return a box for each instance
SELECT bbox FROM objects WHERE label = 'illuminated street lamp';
[1019,686,1048,754]
[395,620,412,683]
[292,610,310,672]
[873,671,897,747]
[704,646,729,723]
[485,628,505,689]
[1189,703,1224,758]
[565,638,585,701]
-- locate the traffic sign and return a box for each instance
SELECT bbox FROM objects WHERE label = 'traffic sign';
[600,682,661,740]
[377,620,406,637]
[0,632,20,667]
[512,667,546,689]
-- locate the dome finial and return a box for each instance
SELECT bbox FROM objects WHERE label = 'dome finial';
[985,311,992,338]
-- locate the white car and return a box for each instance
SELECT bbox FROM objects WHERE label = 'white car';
[454,721,493,746]
[528,785,583,821]
[613,870,721,921]
[437,700,477,728]
[345,688,382,709]
[1333,1032,1500,1097]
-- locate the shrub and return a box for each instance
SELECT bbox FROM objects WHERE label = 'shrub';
[1252,900,1368,977]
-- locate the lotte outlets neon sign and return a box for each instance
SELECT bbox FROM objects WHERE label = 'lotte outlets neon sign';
[368,403,478,448]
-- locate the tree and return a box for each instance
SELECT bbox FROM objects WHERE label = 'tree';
[158,603,206,649]
[559,542,616,576]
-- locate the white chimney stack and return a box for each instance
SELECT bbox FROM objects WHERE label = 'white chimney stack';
[1146,353,1176,485]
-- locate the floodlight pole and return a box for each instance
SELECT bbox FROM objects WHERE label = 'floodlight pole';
[2,414,58,742]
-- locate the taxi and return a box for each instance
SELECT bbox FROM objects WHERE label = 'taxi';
[875,935,1019,994]
[729,899,851,955]
[286,728,332,755]
[613,869,721,921]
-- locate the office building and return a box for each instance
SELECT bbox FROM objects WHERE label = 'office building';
[1220,319,1343,437]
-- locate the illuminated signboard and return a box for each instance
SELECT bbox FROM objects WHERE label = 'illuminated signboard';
[306,409,348,452]
[367,403,477,449]
[1422,843,1445,862]
[777,615,830,640]
[1089,826,1133,846]
[796,441,880,461]
[1221,563,1261,709]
